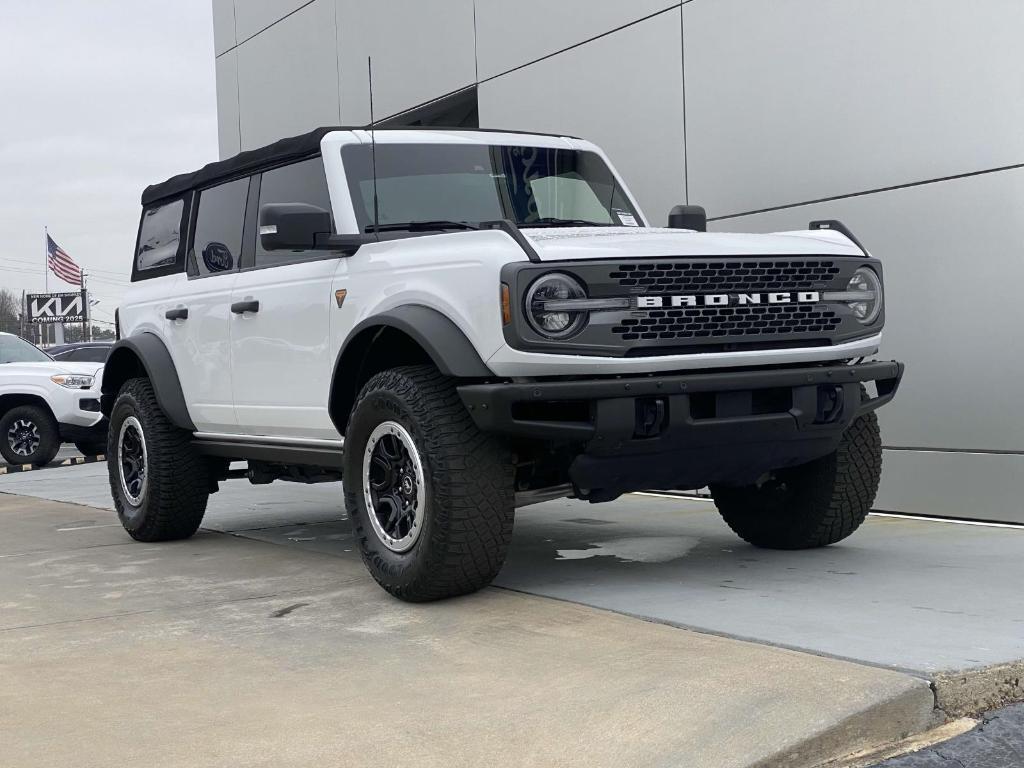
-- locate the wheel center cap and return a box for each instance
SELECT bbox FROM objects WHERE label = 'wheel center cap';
[400,475,414,496]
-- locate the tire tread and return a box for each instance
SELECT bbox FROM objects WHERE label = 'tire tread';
[711,411,882,549]
[344,365,514,601]
[108,377,208,541]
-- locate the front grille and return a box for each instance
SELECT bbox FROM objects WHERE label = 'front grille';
[610,260,841,292]
[500,255,876,358]
[612,305,841,341]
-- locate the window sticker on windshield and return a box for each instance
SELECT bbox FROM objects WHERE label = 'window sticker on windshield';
[615,210,639,227]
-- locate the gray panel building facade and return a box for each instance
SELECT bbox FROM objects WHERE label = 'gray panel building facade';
[213,0,1024,522]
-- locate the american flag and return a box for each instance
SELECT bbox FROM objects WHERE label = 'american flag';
[46,234,82,286]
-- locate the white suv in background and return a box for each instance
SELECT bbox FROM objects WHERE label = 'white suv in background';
[0,332,106,466]
[103,127,902,602]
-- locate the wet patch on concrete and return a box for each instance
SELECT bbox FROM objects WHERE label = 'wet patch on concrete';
[556,535,700,563]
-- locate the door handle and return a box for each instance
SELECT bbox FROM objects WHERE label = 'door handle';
[231,300,260,314]
[165,307,188,321]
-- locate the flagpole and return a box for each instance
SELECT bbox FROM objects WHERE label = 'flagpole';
[81,272,89,342]
[43,227,49,345]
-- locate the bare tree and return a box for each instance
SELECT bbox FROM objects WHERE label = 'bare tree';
[0,288,21,334]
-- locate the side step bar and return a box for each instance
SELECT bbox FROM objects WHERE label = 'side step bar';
[193,434,344,470]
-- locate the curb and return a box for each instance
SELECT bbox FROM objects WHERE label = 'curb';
[0,454,106,475]
[752,677,936,768]
[933,661,1024,718]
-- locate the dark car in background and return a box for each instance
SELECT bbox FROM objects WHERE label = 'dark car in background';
[46,342,113,364]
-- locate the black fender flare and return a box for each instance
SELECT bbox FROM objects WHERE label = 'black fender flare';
[340,305,493,379]
[328,305,493,432]
[101,333,195,431]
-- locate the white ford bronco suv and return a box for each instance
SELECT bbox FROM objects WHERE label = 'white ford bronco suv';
[103,127,902,601]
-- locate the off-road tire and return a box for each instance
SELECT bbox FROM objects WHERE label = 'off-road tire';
[108,377,209,541]
[75,441,106,457]
[710,411,882,549]
[0,404,60,467]
[343,365,515,602]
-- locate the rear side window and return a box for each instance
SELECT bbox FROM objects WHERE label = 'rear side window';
[190,178,248,277]
[136,199,185,274]
[254,158,332,268]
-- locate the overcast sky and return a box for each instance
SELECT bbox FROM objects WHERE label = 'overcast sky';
[0,1,218,328]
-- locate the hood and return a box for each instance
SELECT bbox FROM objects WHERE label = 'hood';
[0,360,103,377]
[520,226,865,261]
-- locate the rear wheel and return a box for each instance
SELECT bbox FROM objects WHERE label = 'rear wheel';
[343,365,515,602]
[0,405,60,467]
[710,412,882,549]
[108,377,210,541]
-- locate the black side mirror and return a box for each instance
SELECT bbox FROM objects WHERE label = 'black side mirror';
[667,204,707,232]
[259,203,333,250]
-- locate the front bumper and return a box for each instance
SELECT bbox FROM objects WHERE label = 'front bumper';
[49,381,106,429]
[484,333,882,377]
[459,360,903,500]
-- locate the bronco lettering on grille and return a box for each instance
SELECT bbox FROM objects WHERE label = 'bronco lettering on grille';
[636,291,821,309]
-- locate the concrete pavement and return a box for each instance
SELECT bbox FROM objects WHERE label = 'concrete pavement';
[6,463,1020,675]
[0,493,935,768]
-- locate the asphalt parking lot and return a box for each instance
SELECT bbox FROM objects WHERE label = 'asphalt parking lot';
[2,461,1023,766]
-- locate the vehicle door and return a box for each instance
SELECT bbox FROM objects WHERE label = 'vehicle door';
[229,158,342,440]
[163,177,249,432]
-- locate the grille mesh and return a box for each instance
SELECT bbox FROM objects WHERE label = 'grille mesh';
[610,260,841,292]
[611,305,840,341]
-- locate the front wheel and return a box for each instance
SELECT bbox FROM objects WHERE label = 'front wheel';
[343,365,515,602]
[0,405,60,467]
[107,377,210,541]
[710,412,882,549]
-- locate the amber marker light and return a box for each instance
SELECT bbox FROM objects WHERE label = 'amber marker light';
[500,283,512,325]
[334,289,348,308]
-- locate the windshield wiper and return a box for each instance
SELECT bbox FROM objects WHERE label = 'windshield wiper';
[365,220,480,233]
[520,218,616,228]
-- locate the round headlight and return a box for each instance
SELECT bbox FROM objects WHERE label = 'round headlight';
[846,267,882,324]
[525,273,588,339]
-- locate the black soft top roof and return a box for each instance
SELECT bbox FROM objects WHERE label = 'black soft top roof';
[142,127,337,206]
[140,125,576,207]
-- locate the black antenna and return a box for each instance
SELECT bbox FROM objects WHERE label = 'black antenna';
[368,56,380,240]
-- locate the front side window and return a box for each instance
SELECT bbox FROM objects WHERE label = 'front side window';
[0,335,51,364]
[136,199,184,272]
[341,143,640,232]
[254,158,333,268]
[191,178,248,277]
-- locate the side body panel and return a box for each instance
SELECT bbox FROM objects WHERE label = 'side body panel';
[119,272,237,432]
[328,230,527,389]
[230,259,339,439]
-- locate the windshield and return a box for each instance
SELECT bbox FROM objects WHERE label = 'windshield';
[341,143,641,232]
[0,335,52,364]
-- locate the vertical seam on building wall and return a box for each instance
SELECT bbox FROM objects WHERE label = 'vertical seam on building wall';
[232,1,242,153]
[333,0,342,123]
[472,0,480,84]
[679,5,689,205]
